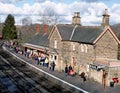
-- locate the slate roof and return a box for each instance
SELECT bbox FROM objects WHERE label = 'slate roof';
[57,24,75,40]
[26,33,49,48]
[71,26,103,44]
[24,24,108,48]
[56,24,104,44]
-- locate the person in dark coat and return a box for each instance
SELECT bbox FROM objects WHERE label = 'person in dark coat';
[52,61,56,71]
[68,65,73,75]
[65,65,69,77]
[69,65,72,71]
[50,61,56,71]
[80,72,86,82]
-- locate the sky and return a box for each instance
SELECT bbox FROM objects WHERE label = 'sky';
[0,0,120,25]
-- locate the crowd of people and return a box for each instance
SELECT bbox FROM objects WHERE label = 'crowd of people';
[4,41,87,82]
[14,47,56,70]
[64,65,87,82]
[65,65,74,76]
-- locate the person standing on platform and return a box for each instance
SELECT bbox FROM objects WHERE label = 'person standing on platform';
[68,65,72,74]
[45,57,49,67]
[52,61,56,71]
[65,65,69,77]
[80,72,86,82]
[69,65,72,71]
[50,61,56,71]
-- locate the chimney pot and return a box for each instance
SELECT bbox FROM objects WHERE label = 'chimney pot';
[72,12,81,25]
[101,9,110,27]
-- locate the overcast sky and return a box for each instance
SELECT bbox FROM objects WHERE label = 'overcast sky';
[0,0,120,25]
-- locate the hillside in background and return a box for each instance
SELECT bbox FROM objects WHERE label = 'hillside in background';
[16,24,38,42]
[0,23,52,42]
[0,23,3,36]
[111,24,120,37]
[16,24,52,43]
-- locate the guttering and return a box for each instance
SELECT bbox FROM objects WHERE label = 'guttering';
[23,43,49,50]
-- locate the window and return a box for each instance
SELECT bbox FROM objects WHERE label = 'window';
[72,44,75,50]
[81,44,88,53]
[51,55,53,60]
[54,56,57,60]
[84,45,88,53]
[50,55,57,62]
[54,39,57,49]
[81,44,84,52]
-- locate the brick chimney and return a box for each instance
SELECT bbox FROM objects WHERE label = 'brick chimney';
[101,9,110,27]
[44,24,48,34]
[72,12,81,25]
[35,25,40,35]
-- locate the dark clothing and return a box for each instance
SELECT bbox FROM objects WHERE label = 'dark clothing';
[50,61,56,71]
[68,65,73,75]
[69,65,72,71]
[80,72,85,78]
[65,66,69,77]
[83,77,86,82]
[80,72,86,82]
[52,62,55,71]
[65,66,69,73]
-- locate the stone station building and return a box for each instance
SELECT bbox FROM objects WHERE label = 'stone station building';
[23,9,120,86]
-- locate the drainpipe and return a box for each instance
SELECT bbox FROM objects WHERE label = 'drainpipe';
[93,44,96,62]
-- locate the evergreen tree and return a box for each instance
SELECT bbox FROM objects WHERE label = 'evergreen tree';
[2,14,17,40]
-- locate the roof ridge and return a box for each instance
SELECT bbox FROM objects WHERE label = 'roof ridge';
[80,26,102,28]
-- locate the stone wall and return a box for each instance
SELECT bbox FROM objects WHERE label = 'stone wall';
[89,68,103,84]
[49,27,119,77]
[107,67,120,86]
[95,29,118,59]
[49,27,63,71]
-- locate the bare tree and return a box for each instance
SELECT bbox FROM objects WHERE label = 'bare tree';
[22,17,32,26]
[38,7,59,25]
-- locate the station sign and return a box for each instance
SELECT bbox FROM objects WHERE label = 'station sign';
[89,64,105,71]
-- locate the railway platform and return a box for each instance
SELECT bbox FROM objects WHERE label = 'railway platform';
[3,46,108,93]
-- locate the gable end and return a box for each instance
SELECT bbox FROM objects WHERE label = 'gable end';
[93,26,120,44]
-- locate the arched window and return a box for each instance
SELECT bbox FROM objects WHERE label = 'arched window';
[84,45,88,53]
[81,44,84,52]
[81,44,88,53]
[72,44,75,50]
[54,39,57,49]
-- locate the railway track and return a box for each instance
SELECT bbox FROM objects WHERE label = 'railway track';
[0,49,73,93]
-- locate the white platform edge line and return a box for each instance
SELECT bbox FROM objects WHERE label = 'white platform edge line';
[3,46,89,93]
